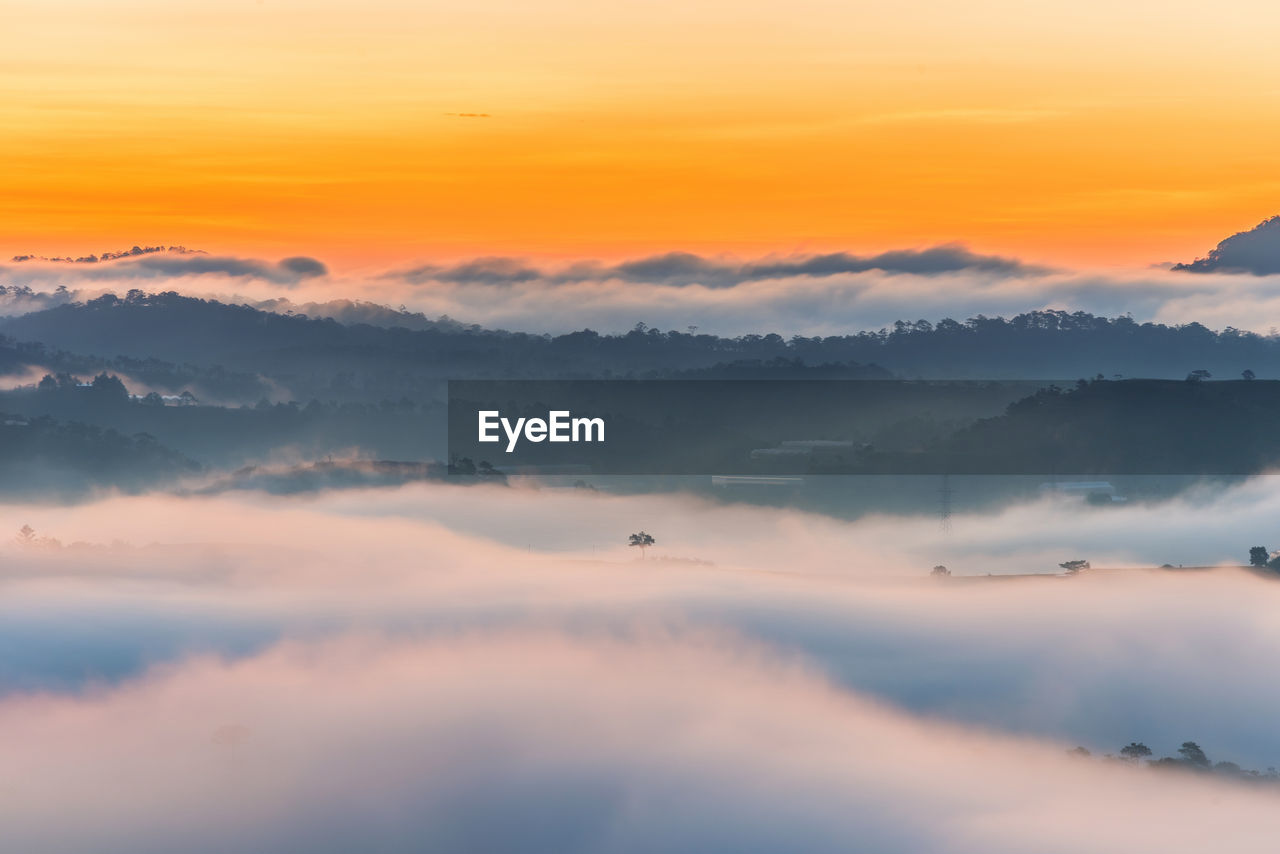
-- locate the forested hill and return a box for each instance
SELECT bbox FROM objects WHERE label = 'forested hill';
[1,290,1278,381]
[933,378,1280,475]
[0,412,199,497]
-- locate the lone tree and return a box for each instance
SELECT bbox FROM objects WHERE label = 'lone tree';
[930,565,951,577]
[1059,559,1090,573]
[628,531,656,558]
[1250,546,1270,567]
[1120,742,1152,762]
[16,524,35,546]
[1186,369,1212,382]
[1243,369,1257,381]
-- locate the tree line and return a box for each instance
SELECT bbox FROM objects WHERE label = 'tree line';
[1071,741,1279,781]
[8,291,1280,383]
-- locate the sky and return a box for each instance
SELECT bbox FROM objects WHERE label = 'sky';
[13,9,1280,846]
[7,0,1280,269]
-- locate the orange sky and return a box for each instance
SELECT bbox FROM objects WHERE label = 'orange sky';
[6,0,1280,269]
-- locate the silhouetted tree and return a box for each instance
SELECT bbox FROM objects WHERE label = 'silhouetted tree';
[90,372,128,401]
[1186,369,1212,382]
[16,524,35,546]
[628,531,655,558]
[930,565,951,576]
[1250,546,1269,567]
[1120,742,1152,762]
[1243,369,1257,381]
[1178,741,1210,767]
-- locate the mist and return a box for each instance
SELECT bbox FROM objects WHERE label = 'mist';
[5,477,1280,849]
[12,251,1280,338]
[5,630,1280,854]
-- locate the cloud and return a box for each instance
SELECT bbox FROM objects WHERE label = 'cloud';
[17,243,1280,340]
[6,479,1280,847]
[277,256,329,279]
[122,254,328,284]
[0,253,328,288]
[391,245,1039,288]
[350,264,1268,337]
[739,246,1036,279]
[355,247,1280,337]
[1173,215,1280,275]
[396,256,543,285]
[7,477,1280,757]
[2,630,1279,853]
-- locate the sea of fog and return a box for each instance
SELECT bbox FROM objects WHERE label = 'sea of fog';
[4,478,1280,851]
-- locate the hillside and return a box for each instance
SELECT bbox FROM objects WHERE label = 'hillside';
[4,292,1280,385]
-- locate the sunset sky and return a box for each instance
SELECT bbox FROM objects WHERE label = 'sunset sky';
[7,0,1280,268]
